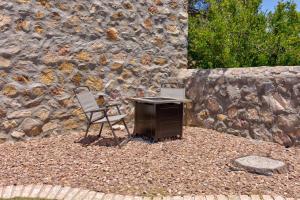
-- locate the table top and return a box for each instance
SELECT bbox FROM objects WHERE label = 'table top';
[127,97,192,104]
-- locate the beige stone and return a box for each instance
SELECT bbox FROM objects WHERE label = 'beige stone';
[91,42,104,50]
[76,51,91,62]
[111,62,123,71]
[123,2,133,9]
[153,36,164,48]
[31,86,45,97]
[197,110,209,120]
[72,108,85,121]
[33,108,50,121]
[40,69,55,85]
[71,72,82,85]
[13,75,30,83]
[20,118,43,136]
[169,0,178,8]
[37,0,51,8]
[0,107,7,117]
[42,122,58,132]
[287,129,300,143]
[59,62,74,74]
[0,56,11,68]
[35,11,45,19]
[121,70,132,79]
[85,76,103,91]
[207,98,221,113]
[63,119,79,130]
[228,107,238,119]
[247,108,259,121]
[16,0,31,3]
[106,28,119,40]
[154,57,168,65]
[35,25,44,34]
[148,6,158,14]
[2,84,18,97]
[141,54,152,65]
[11,131,25,139]
[2,120,18,130]
[7,110,32,119]
[99,54,109,65]
[42,53,60,65]
[16,19,30,32]
[0,132,8,143]
[217,114,227,121]
[166,25,179,35]
[111,12,125,21]
[260,111,274,124]
[0,15,11,28]
[51,12,61,21]
[143,18,153,30]
[58,46,70,56]
[273,130,293,147]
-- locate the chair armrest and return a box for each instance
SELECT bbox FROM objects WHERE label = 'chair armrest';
[73,86,90,93]
[84,107,109,121]
[84,107,109,114]
[105,102,122,114]
[105,102,122,107]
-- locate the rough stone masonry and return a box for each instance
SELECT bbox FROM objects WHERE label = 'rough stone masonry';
[0,0,188,142]
[184,66,300,147]
[0,0,299,148]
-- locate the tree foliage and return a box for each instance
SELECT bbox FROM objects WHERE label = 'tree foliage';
[188,0,300,68]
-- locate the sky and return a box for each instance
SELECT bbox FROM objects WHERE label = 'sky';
[261,0,300,12]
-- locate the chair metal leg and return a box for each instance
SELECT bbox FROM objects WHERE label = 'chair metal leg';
[98,123,104,138]
[106,119,121,148]
[85,123,91,138]
[122,119,131,138]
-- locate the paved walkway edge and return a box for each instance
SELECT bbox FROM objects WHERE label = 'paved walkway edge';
[0,185,298,200]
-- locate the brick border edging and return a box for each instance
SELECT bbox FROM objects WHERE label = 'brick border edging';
[0,185,298,200]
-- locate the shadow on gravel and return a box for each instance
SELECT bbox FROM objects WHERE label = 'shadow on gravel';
[75,135,128,147]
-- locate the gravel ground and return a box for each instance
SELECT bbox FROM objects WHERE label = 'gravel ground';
[0,127,299,197]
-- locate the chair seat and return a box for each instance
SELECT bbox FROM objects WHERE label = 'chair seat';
[95,114,127,123]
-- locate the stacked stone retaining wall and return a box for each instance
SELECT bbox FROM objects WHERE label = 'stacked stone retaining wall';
[0,0,188,142]
[184,66,300,147]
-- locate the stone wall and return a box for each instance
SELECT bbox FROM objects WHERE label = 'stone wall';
[0,0,188,142]
[185,66,300,147]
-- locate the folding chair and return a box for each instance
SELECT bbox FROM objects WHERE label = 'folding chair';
[73,86,131,147]
[160,87,186,100]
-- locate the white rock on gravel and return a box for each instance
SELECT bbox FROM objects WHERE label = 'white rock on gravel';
[11,131,25,139]
[233,155,287,175]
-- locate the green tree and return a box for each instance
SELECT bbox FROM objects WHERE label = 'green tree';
[188,0,300,69]
[266,1,300,66]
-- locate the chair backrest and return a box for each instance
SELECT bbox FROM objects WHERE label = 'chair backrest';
[74,88,102,121]
[160,87,186,100]
[76,90,100,112]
